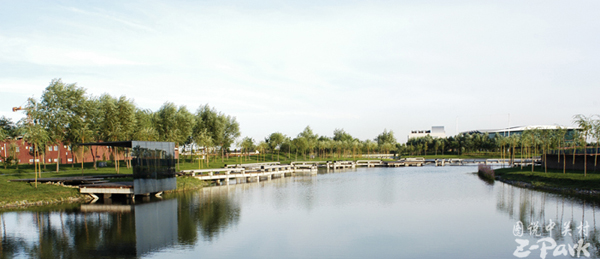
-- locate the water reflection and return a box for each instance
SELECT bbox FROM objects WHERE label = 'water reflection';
[5,167,600,258]
[496,182,600,257]
[1,198,177,258]
[177,187,240,244]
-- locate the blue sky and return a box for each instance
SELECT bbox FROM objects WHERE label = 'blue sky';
[1,0,599,142]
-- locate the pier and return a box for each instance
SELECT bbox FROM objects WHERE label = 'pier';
[180,162,317,185]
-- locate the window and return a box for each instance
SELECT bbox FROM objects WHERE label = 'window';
[48,159,52,163]
[29,159,33,163]
[54,146,58,151]
[67,146,71,151]
[35,159,39,162]
[48,146,52,151]
[16,147,19,152]
[53,159,58,162]
[67,158,73,162]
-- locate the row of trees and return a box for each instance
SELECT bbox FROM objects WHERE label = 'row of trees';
[3,79,240,173]
[406,114,600,176]
[237,128,398,162]
[3,79,598,176]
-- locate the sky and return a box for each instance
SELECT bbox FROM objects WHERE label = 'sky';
[1,0,599,143]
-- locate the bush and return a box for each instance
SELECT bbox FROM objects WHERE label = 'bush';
[477,164,495,182]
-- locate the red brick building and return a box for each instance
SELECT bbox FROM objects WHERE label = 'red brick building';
[0,138,112,165]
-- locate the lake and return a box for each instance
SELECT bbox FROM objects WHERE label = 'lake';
[2,166,599,258]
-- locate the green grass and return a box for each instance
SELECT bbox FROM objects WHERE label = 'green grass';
[0,161,133,207]
[172,177,208,192]
[494,166,600,191]
[0,180,82,207]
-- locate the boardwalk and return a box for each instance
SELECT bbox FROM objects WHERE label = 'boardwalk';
[180,162,317,185]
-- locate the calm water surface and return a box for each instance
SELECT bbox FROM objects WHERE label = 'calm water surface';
[2,166,600,258]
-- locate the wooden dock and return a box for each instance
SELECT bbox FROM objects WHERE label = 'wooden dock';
[181,162,317,185]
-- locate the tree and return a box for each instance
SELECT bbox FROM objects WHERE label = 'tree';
[155,102,178,142]
[38,79,88,172]
[257,141,269,162]
[156,102,195,170]
[376,129,397,155]
[333,129,354,142]
[196,105,225,160]
[240,137,255,161]
[591,115,600,172]
[21,121,49,188]
[0,116,17,140]
[0,116,17,169]
[133,108,158,141]
[267,132,285,161]
[192,128,213,168]
[554,126,568,174]
[299,126,318,158]
[573,114,593,176]
[376,129,396,147]
[97,94,137,173]
[292,137,308,160]
[221,115,240,160]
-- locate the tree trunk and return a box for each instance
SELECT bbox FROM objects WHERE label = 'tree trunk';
[34,148,38,188]
[114,147,119,174]
[81,143,85,176]
[595,143,598,172]
[56,144,60,172]
[584,145,587,177]
[71,145,74,168]
[91,146,96,170]
[563,150,566,174]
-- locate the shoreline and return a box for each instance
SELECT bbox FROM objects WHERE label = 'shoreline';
[0,196,90,210]
[493,166,600,200]
[495,178,600,198]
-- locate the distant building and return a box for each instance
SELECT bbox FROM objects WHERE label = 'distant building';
[408,126,446,140]
[461,125,578,138]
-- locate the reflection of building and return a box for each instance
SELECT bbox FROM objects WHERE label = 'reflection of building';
[408,126,446,140]
[461,125,578,138]
[73,199,178,257]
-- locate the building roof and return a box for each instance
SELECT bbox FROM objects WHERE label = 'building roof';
[463,125,578,135]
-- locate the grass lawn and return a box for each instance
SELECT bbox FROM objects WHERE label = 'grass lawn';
[0,162,132,207]
[494,166,600,191]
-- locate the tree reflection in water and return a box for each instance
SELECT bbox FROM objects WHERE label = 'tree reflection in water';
[177,187,241,245]
[496,182,600,257]
[1,209,137,259]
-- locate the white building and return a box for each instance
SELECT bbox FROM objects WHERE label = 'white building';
[462,125,578,138]
[408,126,446,140]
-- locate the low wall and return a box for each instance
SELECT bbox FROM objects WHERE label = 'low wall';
[543,154,600,171]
